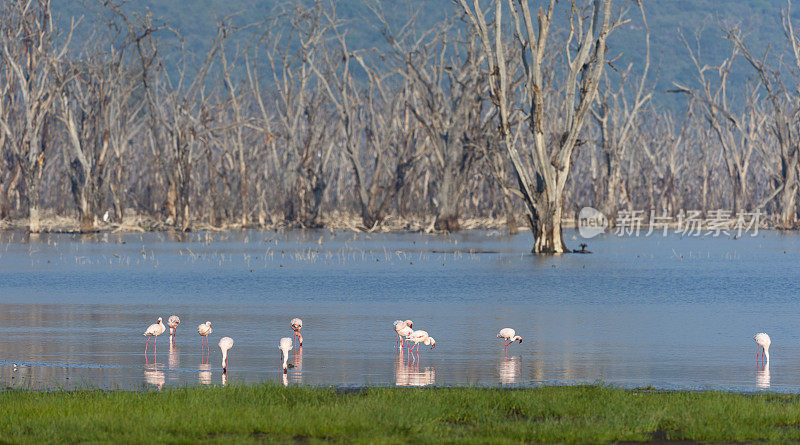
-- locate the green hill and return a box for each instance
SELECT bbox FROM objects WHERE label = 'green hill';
[51,0,800,109]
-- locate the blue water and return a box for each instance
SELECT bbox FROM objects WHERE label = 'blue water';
[0,229,798,391]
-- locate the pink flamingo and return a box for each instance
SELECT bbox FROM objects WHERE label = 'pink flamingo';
[167,315,180,340]
[219,337,234,373]
[405,329,436,360]
[497,328,523,355]
[290,318,303,346]
[393,320,413,350]
[754,332,771,369]
[143,317,166,357]
[198,321,212,362]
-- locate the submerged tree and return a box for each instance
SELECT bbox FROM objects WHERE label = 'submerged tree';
[455,0,620,253]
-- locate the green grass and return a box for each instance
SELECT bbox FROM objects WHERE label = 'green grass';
[2,384,800,443]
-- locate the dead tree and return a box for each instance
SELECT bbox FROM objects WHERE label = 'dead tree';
[55,58,103,232]
[0,0,73,232]
[264,3,336,227]
[310,7,394,229]
[218,19,255,228]
[725,11,800,228]
[455,0,620,253]
[121,8,222,230]
[590,1,651,221]
[671,31,764,215]
[0,59,19,219]
[397,28,488,231]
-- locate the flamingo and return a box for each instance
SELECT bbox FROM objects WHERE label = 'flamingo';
[280,337,293,374]
[143,317,166,356]
[198,321,212,342]
[198,321,212,360]
[167,315,180,339]
[393,320,413,350]
[405,330,435,359]
[219,337,234,373]
[290,318,303,346]
[497,328,523,354]
[754,332,771,368]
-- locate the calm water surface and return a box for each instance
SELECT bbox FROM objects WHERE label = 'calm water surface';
[1,229,799,391]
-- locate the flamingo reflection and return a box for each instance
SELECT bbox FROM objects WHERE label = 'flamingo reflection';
[756,363,770,389]
[291,347,303,383]
[198,363,212,385]
[394,350,435,387]
[168,342,180,370]
[144,364,165,389]
[498,356,522,385]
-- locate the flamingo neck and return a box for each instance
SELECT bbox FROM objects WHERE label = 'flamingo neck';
[282,350,289,370]
[764,348,770,363]
[221,350,227,370]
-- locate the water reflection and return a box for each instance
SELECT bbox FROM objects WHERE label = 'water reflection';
[498,356,522,385]
[221,372,228,386]
[168,343,180,370]
[291,347,303,384]
[144,365,165,389]
[281,372,289,387]
[757,364,770,389]
[198,363,212,385]
[394,352,435,387]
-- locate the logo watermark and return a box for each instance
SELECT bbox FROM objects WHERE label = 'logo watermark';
[577,207,763,238]
[578,207,608,238]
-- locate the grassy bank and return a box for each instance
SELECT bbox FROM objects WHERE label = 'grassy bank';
[2,384,799,443]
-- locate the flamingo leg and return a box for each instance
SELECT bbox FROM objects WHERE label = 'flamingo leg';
[154,335,157,356]
[145,335,151,354]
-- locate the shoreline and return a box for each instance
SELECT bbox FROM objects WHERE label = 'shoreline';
[0,213,795,235]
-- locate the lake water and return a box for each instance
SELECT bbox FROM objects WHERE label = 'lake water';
[1,228,798,392]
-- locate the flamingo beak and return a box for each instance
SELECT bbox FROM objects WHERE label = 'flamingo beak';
[519,339,523,344]
[431,344,436,349]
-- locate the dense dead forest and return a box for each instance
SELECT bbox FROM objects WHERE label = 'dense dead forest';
[1,0,800,252]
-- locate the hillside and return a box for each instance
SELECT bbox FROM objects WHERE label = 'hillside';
[51,0,800,109]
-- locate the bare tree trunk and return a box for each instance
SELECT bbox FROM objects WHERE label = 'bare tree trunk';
[780,149,799,227]
[457,0,617,253]
[0,0,73,232]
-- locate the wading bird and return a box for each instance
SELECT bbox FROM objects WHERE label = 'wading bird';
[290,318,303,346]
[393,320,413,349]
[405,330,435,359]
[219,337,234,373]
[198,321,212,347]
[143,317,166,355]
[167,315,180,339]
[497,328,523,354]
[280,337,293,373]
[754,332,771,368]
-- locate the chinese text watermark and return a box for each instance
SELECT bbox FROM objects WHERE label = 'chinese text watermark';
[578,207,762,238]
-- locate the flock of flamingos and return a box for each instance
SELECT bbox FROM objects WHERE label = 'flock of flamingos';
[142,316,773,380]
[142,316,525,376]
